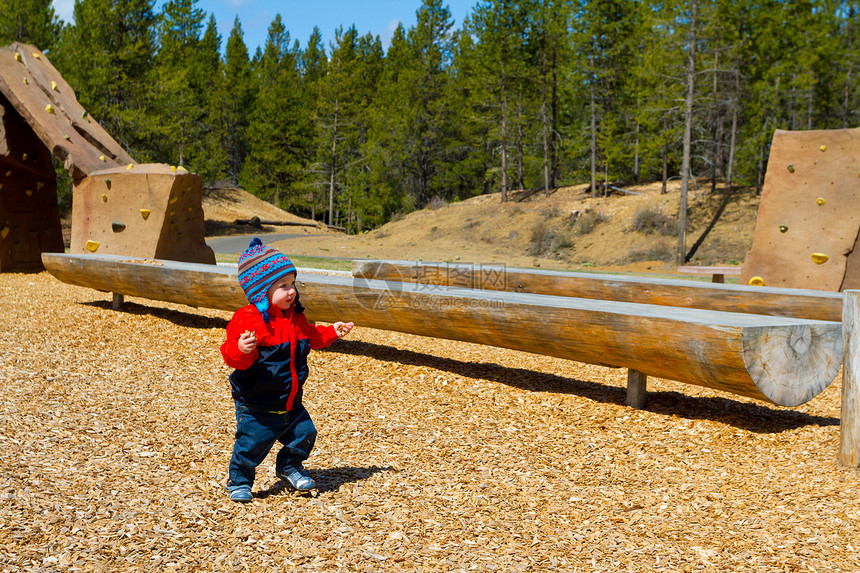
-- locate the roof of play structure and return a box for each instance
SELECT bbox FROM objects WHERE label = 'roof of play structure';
[0,42,133,181]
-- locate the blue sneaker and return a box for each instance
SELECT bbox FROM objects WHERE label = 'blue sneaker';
[277,467,316,491]
[229,485,253,503]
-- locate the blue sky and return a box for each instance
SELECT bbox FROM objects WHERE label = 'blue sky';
[52,0,477,54]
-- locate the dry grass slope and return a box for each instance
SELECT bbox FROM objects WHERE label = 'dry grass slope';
[249,181,760,273]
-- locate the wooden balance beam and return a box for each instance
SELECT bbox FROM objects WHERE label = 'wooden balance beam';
[676,265,742,283]
[352,260,842,322]
[42,253,841,408]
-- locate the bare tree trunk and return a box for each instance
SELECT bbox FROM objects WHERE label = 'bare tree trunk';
[633,121,640,183]
[678,0,697,265]
[516,95,524,190]
[846,61,854,129]
[661,140,669,194]
[711,51,720,192]
[790,73,797,130]
[550,44,559,189]
[726,66,739,188]
[328,94,339,226]
[501,76,508,203]
[541,89,550,197]
[845,9,854,128]
[590,51,597,199]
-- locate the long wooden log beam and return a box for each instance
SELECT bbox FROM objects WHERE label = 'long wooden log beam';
[42,253,842,407]
[353,260,843,322]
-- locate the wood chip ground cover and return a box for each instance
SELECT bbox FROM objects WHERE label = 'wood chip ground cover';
[1,272,859,572]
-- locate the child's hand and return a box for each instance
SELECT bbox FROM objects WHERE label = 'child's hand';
[238,330,257,354]
[334,322,354,338]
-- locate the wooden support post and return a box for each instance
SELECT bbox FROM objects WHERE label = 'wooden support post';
[839,290,860,466]
[112,292,124,310]
[626,369,647,409]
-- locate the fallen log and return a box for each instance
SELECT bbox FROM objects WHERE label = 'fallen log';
[233,218,346,232]
[353,260,842,322]
[42,253,842,407]
[234,218,319,228]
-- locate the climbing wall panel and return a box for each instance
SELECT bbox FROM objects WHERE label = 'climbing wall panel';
[70,164,215,264]
[741,128,860,291]
[0,93,63,271]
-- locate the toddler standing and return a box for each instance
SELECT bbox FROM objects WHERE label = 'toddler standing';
[220,238,353,502]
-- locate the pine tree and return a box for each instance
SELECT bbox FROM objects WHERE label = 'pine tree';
[152,0,220,176]
[191,15,226,181]
[531,0,571,194]
[468,0,534,202]
[0,0,62,52]
[240,15,312,209]
[56,0,157,158]
[219,17,255,184]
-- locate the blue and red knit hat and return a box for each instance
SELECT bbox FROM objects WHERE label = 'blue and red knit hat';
[237,238,297,322]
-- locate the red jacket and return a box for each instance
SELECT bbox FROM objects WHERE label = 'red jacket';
[221,304,339,411]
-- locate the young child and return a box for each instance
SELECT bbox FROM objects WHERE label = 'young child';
[220,238,354,503]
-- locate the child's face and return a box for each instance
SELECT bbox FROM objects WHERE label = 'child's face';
[267,273,298,311]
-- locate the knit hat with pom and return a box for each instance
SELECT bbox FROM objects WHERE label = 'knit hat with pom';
[237,238,298,322]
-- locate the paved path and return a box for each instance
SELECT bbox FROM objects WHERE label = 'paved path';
[206,233,319,254]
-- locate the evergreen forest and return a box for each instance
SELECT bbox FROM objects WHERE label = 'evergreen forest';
[1,0,857,234]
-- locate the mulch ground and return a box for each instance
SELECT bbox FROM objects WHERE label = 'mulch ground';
[2,271,859,572]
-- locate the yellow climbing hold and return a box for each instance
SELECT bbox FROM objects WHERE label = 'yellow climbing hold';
[25,189,32,196]
[45,104,54,114]
[101,194,108,202]
[140,209,151,220]
[177,166,188,173]
[99,155,105,162]
[820,145,827,152]
[22,78,28,85]
[32,53,40,59]
[85,240,100,252]
[127,163,134,169]
[787,164,795,173]
[51,80,57,91]
[812,253,829,264]
[749,276,765,287]
[14,52,21,62]
[816,197,825,206]
[22,153,27,160]
[169,196,178,204]
[171,166,177,172]
[0,226,8,239]
[37,182,44,190]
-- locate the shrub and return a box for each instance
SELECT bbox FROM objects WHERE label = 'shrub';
[572,208,609,236]
[526,222,572,258]
[623,243,675,263]
[632,206,677,236]
[426,196,447,210]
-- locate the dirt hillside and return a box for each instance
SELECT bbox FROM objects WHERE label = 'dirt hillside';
[202,186,329,238]
[205,181,760,273]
